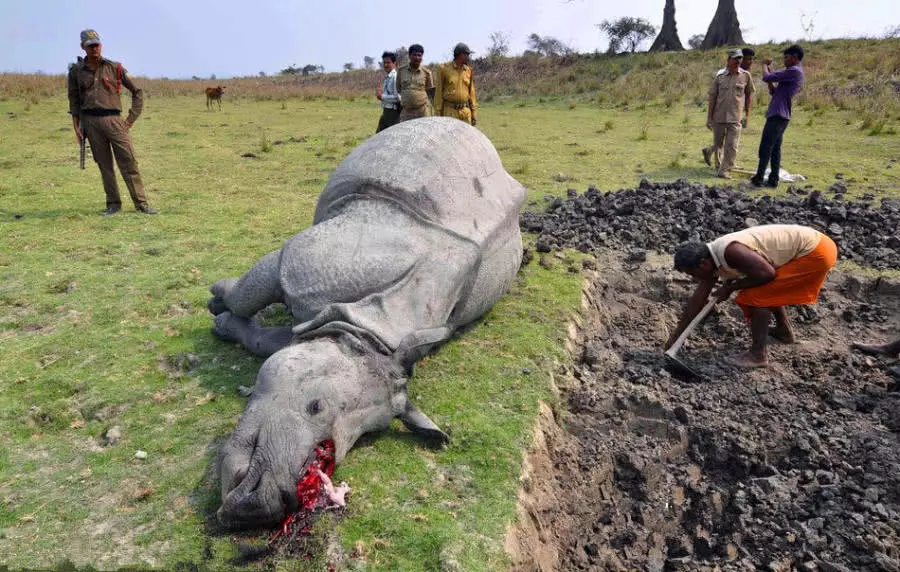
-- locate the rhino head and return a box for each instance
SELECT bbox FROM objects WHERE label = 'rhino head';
[217,330,449,529]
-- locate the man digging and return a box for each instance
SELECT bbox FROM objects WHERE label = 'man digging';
[667,224,837,368]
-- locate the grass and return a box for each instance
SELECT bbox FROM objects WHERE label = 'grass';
[0,84,899,569]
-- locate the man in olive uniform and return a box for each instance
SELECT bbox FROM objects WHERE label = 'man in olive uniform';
[706,48,755,179]
[67,29,158,215]
[435,43,478,126]
[702,47,755,168]
[396,44,434,122]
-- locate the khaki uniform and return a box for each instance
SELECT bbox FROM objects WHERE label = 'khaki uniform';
[707,68,755,176]
[396,64,434,122]
[67,57,149,210]
[435,63,477,124]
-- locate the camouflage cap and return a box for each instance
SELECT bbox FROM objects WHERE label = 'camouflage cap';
[728,48,744,59]
[80,29,101,46]
[453,43,473,57]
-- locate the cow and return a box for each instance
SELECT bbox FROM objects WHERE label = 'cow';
[206,86,225,111]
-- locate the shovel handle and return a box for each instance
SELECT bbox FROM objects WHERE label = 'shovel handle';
[665,298,718,358]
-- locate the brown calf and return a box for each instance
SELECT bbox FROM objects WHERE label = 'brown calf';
[205,86,225,110]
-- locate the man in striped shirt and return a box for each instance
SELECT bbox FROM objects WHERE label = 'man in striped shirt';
[376,51,400,133]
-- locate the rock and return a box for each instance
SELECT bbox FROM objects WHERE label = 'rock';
[744,217,759,227]
[134,450,148,459]
[874,553,900,572]
[237,385,254,397]
[102,425,122,447]
[626,250,647,263]
[554,173,569,182]
[538,255,553,269]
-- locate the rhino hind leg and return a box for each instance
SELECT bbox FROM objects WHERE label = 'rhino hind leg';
[208,250,284,318]
[214,312,294,358]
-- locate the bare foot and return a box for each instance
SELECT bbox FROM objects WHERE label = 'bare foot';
[725,352,769,369]
[768,326,796,344]
[852,342,900,358]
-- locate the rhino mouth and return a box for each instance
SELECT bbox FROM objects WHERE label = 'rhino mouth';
[218,425,326,528]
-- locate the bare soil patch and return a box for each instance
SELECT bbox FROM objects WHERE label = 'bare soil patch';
[509,252,900,571]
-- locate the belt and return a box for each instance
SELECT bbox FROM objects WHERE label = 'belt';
[445,102,468,110]
[81,108,121,117]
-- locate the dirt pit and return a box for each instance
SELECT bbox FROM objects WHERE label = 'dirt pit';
[508,252,900,571]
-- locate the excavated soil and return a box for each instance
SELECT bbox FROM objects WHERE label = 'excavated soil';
[520,179,900,269]
[508,251,900,571]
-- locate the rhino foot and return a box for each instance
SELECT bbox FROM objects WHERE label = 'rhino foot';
[212,311,245,343]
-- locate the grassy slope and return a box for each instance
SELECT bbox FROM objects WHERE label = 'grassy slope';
[0,64,898,569]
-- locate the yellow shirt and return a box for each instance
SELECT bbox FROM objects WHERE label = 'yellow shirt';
[396,64,434,110]
[709,68,755,124]
[435,63,477,113]
[708,224,822,278]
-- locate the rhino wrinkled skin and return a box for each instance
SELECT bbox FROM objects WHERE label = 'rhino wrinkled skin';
[208,117,526,528]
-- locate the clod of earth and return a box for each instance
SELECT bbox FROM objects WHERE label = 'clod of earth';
[208,118,526,529]
[520,179,900,269]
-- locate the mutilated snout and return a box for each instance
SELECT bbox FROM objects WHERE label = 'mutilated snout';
[217,412,320,529]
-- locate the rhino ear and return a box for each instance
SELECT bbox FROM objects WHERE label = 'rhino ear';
[399,402,450,444]
[394,326,452,376]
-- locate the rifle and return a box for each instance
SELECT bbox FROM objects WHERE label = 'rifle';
[79,126,86,169]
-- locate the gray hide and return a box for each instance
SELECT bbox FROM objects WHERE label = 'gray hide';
[209,117,525,528]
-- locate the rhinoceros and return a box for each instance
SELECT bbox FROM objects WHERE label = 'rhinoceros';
[208,117,526,528]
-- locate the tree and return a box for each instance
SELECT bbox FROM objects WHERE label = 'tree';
[343,62,355,72]
[701,0,744,49]
[363,56,376,70]
[210,73,217,80]
[280,64,301,75]
[488,31,510,58]
[649,0,685,52]
[526,33,574,57]
[598,17,657,54]
[687,34,705,50]
[395,46,409,67]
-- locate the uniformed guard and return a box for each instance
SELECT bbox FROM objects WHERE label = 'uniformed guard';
[435,43,478,126]
[396,44,434,123]
[67,29,158,215]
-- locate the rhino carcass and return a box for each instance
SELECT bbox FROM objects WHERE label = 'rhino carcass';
[208,118,526,528]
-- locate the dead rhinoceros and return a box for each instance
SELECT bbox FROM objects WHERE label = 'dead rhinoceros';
[208,117,526,528]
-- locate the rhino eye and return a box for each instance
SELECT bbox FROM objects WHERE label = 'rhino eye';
[306,399,322,416]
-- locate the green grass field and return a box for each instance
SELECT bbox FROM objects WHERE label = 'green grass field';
[0,93,898,570]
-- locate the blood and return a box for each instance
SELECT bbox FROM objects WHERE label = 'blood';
[269,439,336,542]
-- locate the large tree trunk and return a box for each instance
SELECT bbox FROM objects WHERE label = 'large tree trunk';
[649,0,685,52]
[701,0,744,49]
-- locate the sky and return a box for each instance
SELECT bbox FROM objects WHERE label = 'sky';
[2,0,898,78]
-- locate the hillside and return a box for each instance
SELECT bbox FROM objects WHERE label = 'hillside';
[2,38,898,118]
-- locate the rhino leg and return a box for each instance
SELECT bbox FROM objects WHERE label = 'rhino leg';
[208,250,284,318]
[213,312,295,358]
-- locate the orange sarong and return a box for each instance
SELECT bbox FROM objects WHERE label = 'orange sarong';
[735,234,838,317]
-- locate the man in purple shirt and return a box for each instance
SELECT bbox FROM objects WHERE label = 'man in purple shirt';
[751,44,805,188]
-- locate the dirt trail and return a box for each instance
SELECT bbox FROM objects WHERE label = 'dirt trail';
[509,252,900,571]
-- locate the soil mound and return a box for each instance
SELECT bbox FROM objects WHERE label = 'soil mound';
[510,253,900,571]
[520,180,900,269]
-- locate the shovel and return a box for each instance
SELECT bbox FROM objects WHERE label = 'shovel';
[664,298,717,381]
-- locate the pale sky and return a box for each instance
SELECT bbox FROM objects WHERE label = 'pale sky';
[2,0,898,77]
